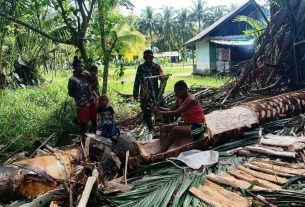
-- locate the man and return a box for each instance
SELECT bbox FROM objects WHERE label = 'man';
[133,50,163,138]
[152,80,206,153]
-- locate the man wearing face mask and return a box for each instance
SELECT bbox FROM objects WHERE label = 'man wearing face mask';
[133,50,164,139]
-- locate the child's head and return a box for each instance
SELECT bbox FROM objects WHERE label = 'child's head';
[90,64,98,76]
[100,94,109,107]
[174,80,188,98]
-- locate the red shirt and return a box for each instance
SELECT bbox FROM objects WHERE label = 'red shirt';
[178,93,206,124]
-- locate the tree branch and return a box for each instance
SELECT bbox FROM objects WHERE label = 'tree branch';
[55,0,77,35]
[80,0,96,35]
[77,0,87,20]
[0,11,72,45]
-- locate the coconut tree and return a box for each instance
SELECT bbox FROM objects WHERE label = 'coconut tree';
[158,7,177,52]
[190,0,206,32]
[96,1,145,94]
[177,9,196,62]
[138,6,159,48]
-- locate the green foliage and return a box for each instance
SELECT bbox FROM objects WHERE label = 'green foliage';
[234,15,267,38]
[101,162,205,207]
[0,77,78,157]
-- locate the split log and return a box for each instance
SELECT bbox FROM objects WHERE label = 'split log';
[207,173,265,190]
[253,161,305,175]
[237,166,287,185]
[77,169,99,207]
[243,163,294,177]
[228,169,281,189]
[255,158,305,169]
[245,146,296,158]
[190,180,251,207]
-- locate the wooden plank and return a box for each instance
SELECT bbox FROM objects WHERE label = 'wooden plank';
[201,180,251,207]
[253,161,305,175]
[256,158,305,169]
[190,187,226,207]
[245,146,296,158]
[244,163,294,177]
[237,166,287,184]
[207,173,265,190]
[77,169,99,207]
[228,169,281,189]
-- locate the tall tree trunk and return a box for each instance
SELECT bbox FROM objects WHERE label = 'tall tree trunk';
[149,27,153,48]
[78,41,89,65]
[97,0,108,94]
[198,17,201,32]
[102,60,109,94]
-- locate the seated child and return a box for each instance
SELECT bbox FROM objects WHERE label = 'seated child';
[97,94,120,138]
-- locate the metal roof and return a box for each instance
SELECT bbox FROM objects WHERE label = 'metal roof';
[185,0,254,46]
[210,39,254,46]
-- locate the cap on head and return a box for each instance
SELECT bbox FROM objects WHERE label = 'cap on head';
[143,50,154,57]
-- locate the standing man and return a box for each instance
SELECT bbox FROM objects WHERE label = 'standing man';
[133,50,163,139]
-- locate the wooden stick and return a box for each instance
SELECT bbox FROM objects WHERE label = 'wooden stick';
[84,138,91,162]
[30,133,55,158]
[69,184,73,207]
[77,169,99,207]
[124,150,129,185]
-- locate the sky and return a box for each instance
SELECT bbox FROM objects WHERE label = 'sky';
[124,0,266,16]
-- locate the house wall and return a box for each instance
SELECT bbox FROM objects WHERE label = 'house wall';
[195,38,210,74]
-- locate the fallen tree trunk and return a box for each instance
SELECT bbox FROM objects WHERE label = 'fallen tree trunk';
[134,90,305,163]
[0,148,82,203]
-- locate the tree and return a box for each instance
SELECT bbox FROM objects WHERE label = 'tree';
[97,0,144,94]
[139,6,159,48]
[158,7,177,51]
[0,0,97,63]
[177,9,196,61]
[191,0,206,32]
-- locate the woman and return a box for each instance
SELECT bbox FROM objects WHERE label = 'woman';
[68,56,97,136]
[153,80,206,153]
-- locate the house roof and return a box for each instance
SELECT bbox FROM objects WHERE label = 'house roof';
[185,0,255,46]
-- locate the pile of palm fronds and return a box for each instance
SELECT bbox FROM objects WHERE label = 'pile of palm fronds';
[100,153,249,207]
[227,0,305,99]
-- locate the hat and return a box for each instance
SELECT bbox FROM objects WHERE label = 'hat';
[143,50,154,57]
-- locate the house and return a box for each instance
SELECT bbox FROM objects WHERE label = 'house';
[154,51,180,63]
[185,0,267,74]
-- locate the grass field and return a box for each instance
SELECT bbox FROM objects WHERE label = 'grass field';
[0,66,228,155]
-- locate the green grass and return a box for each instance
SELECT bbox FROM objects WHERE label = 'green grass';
[0,66,228,155]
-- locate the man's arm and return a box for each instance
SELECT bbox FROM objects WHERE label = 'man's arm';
[133,66,142,99]
[158,100,179,111]
[155,98,196,116]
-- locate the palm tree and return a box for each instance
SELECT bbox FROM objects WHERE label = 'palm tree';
[139,6,159,48]
[158,7,177,51]
[177,9,196,62]
[191,0,206,32]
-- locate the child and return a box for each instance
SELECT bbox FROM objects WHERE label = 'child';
[83,64,99,97]
[97,94,120,138]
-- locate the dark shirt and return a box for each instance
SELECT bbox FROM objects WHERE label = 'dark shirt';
[97,105,114,127]
[68,73,93,107]
[133,62,163,101]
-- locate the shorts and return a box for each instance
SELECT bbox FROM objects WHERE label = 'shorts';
[178,123,207,140]
[77,103,97,124]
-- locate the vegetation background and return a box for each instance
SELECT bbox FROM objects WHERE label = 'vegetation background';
[0,0,247,158]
